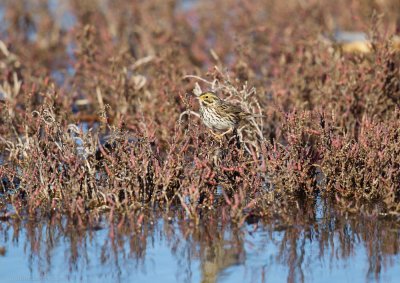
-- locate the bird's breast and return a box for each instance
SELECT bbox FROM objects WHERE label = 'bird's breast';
[200,107,234,131]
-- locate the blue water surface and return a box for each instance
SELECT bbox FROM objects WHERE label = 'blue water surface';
[1,215,399,283]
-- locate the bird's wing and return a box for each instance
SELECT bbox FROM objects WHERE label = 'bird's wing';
[219,102,244,117]
[220,101,264,119]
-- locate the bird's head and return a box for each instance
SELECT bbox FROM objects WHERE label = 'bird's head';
[198,91,220,107]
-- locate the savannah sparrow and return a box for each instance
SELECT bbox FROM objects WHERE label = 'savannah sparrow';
[197,91,258,138]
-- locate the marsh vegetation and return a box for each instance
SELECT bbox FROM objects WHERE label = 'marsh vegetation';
[0,0,399,282]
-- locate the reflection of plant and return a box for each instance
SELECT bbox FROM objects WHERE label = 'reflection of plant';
[1,199,398,283]
[0,0,399,238]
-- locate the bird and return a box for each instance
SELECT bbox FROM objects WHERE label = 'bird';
[197,91,260,139]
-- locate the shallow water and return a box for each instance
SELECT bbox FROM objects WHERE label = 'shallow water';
[0,0,399,282]
[1,208,399,283]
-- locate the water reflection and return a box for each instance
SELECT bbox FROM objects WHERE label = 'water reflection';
[178,219,245,283]
[0,203,399,283]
